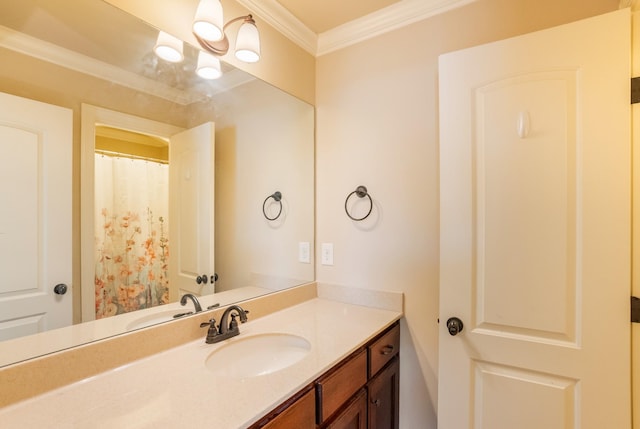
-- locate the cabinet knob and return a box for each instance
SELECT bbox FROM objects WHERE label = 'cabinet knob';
[380,345,395,355]
[371,398,381,407]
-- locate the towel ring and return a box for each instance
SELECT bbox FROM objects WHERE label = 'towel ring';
[263,191,283,221]
[345,185,373,221]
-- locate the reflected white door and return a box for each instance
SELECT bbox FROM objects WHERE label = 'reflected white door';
[0,92,72,340]
[168,122,215,300]
[438,9,630,429]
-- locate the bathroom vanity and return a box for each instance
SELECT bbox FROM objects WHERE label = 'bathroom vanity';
[251,322,400,428]
[0,284,403,428]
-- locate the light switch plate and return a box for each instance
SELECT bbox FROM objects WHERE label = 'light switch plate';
[321,243,334,266]
[299,242,310,263]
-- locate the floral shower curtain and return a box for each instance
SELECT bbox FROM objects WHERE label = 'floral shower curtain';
[94,154,170,319]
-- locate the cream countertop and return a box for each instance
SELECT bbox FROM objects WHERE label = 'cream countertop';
[0,297,402,428]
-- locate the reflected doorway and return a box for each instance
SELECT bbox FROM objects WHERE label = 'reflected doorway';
[81,105,217,323]
[93,126,170,318]
[80,105,183,323]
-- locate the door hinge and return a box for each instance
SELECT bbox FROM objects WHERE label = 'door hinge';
[632,296,640,323]
[632,77,640,104]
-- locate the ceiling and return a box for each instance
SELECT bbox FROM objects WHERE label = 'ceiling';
[273,0,401,34]
[238,0,476,56]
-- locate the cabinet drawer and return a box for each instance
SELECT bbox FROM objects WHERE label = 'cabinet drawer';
[260,388,316,429]
[368,323,400,378]
[316,349,367,423]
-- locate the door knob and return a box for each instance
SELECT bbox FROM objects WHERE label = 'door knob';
[196,275,208,284]
[210,273,218,284]
[53,283,68,295]
[446,317,464,336]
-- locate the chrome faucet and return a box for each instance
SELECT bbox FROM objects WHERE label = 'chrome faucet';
[180,293,203,313]
[199,305,249,344]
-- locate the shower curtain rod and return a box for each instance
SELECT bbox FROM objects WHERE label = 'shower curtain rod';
[95,149,168,165]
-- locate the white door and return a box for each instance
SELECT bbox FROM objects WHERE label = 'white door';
[168,122,215,300]
[0,92,72,340]
[438,9,630,429]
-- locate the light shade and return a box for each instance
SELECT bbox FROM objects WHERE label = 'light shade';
[193,0,224,42]
[153,31,184,63]
[196,51,222,80]
[234,18,260,63]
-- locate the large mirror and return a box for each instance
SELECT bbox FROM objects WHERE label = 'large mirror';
[0,0,314,367]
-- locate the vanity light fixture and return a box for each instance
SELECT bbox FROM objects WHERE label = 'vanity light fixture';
[153,31,184,63]
[192,0,261,63]
[196,51,222,79]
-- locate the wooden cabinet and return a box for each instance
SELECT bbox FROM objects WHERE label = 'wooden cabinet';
[249,322,400,429]
[368,356,399,429]
[368,322,400,378]
[317,349,367,423]
[324,389,367,429]
[253,386,316,429]
[366,323,400,429]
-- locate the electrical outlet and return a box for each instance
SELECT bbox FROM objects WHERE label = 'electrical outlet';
[299,242,310,263]
[321,243,334,266]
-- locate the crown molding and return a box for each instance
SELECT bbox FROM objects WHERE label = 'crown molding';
[0,25,205,106]
[241,0,476,57]
[318,0,477,56]
[235,0,318,55]
[620,0,640,10]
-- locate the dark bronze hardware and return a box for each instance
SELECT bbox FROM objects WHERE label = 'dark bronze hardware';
[632,77,640,104]
[196,274,208,284]
[446,317,464,336]
[632,296,640,323]
[200,305,249,344]
[344,185,373,221]
[180,293,203,313]
[263,191,283,221]
[53,284,68,295]
[200,318,221,343]
[381,345,394,355]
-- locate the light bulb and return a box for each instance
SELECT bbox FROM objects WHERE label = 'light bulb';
[196,51,222,79]
[234,19,260,63]
[193,0,224,42]
[153,31,184,63]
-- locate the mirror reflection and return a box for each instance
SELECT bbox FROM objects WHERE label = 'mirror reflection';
[0,0,314,367]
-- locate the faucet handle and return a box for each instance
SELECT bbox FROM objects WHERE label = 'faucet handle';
[229,311,249,330]
[200,318,217,329]
[200,318,222,344]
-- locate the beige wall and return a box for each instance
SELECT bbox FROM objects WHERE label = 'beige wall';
[315,0,620,427]
[104,0,316,105]
[214,79,315,292]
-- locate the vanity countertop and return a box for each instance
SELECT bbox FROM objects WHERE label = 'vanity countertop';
[0,298,402,428]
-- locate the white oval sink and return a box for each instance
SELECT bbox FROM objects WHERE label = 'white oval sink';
[205,333,311,378]
[125,310,191,331]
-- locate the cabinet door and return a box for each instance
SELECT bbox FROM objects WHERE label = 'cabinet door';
[325,389,367,429]
[368,356,399,429]
[261,388,316,429]
[317,349,367,423]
